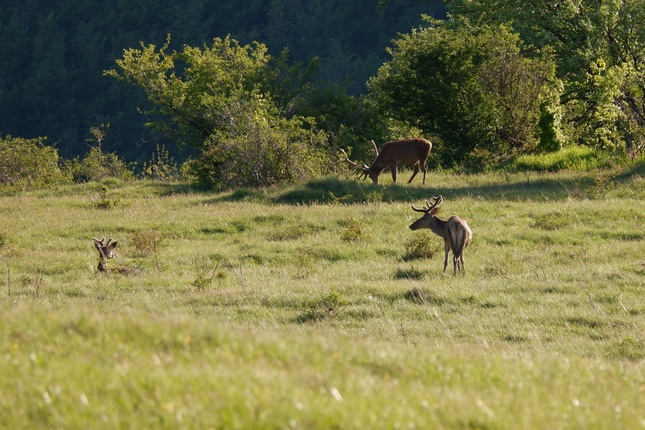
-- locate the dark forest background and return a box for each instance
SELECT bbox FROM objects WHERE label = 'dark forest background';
[0,0,446,163]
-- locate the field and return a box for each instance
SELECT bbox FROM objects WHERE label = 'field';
[1,167,645,429]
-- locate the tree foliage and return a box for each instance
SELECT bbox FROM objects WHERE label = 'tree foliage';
[107,36,273,147]
[0,0,441,162]
[368,18,560,167]
[0,135,69,191]
[448,0,645,156]
[2,0,642,180]
[107,36,328,189]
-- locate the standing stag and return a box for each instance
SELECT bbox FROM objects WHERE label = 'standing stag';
[409,195,472,275]
[340,138,432,185]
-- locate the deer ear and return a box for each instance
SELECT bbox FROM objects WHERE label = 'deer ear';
[430,207,439,215]
[107,241,118,250]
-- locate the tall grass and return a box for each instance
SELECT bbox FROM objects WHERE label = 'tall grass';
[511,145,614,171]
[1,167,645,428]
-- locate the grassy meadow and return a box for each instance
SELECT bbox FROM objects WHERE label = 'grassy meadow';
[1,166,645,428]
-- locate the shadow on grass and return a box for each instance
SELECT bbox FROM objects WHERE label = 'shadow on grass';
[204,161,645,205]
[267,175,596,204]
[132,180,203,197]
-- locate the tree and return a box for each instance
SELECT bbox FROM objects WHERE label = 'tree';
[448,0,645,157]
[106,35,329,189]
[368,18,560,167]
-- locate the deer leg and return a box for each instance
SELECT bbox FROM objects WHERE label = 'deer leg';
[421,162,427,184]
[391,166,397,183]
[407,163,420,184]
[443,242,450,272]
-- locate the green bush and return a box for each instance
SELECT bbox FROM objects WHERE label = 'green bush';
[404,231,440,260]
[0,135,70,191]
[66,146,134,183]
[191,117,329,190]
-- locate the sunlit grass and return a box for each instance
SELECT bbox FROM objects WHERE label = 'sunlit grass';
[511,145,615,171]
[1,167,645,428]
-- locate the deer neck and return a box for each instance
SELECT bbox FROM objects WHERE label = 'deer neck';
[370,156,387,173]
[428,216,448,238]
[97,260,108,272]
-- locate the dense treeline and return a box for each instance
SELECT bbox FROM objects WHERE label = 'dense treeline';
[0,0,442,162]
[1,0,643,192]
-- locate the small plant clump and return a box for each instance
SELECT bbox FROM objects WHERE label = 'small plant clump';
[21,273,45,299]
[393,266,426,280]
[89,186,120,209]
[404,232,440,260]
[297,291,345,323]
[141,144,182,181]
[191,256,227,291]
[531,212,573,231]
[340,218,372,242]
[131,229,163,257]
[131,229,164,271]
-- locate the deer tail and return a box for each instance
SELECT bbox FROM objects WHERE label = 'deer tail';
[449,224,465,259]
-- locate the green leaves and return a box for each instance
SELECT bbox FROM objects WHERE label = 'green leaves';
[369,19,558,167]
[106,36,269,146]
[0,136,70,191]
[107,35,329,190]
[449,0,645,157]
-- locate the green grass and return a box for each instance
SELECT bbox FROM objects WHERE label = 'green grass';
[511,146,615,172]
[1,167,645,428]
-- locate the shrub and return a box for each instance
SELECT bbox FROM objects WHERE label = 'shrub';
[88,186,120,209]
[404,232,440,260]
[0,135,70,191]
[131,229,163,257]
[190,117,329,190]
[340,218,372,242]
[66,146,134,183]
[141,144,182,181]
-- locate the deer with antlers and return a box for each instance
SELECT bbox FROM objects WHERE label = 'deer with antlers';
[409,196,472,275]
[93,237,118,272]
[340,138,432,185]
[93,237,138,274]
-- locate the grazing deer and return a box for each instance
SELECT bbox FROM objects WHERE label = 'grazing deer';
[409,195,472,275]
[340,138,432,185]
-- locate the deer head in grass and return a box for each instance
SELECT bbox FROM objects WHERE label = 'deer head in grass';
[93,237,118,272]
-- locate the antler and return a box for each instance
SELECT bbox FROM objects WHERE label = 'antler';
[93,237,117,260]
[411,195,443,213]
[340,148,370,180]
[369,140,379,157]
[339,148,359,169]
[93,237,115,246]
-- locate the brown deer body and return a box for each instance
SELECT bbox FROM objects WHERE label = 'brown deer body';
[341,138,432,185]
[409,196,472,275]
